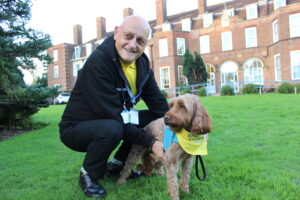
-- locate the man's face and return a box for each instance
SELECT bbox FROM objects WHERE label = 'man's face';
[114,20,149,64]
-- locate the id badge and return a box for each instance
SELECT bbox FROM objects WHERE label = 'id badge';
[129,109,139,125]
[121,110,130,124]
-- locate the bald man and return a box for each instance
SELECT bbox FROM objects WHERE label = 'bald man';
[59,15,168,198]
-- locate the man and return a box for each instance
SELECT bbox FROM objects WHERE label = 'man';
[59,15,168,198]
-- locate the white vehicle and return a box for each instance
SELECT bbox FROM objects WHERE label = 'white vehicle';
[54,93,70,104]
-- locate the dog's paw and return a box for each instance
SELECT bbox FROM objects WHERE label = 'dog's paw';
[180,185,190,193]
[116,179,126,185]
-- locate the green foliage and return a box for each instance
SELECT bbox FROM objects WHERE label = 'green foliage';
[198,87,207,96]
[221,85,235,96]
[242,83,260,94]
[179,87,191,95]
[277,82,294,94]
[182,49,208,85]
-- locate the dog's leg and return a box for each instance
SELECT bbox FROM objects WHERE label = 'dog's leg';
[165,145,182,200]
[117,145,145,185]
[180,154,193,193]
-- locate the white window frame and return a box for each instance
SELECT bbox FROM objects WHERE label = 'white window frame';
[177,65,188,86]
[243,58,264,84]
[246,3,258,20]
[274,54,281,81]
[203,13,213,28]
[160,66,170,89]
[53,49,58,61]
[221,31,232,51]
[162,23,171,32]
[181,18,191,32]
[159,38,168,57]
[53,65,59,78]
[74,46,81,59]
[245,27,257,48]
[274,0,286,10]
[73,63,81,77]
[290,50,300,80]
[289,13,300,38]
[200,35,210,54]
[176,38,186,56]
[273,20,279,43]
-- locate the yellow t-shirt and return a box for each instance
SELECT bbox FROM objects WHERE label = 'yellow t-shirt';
[120,60,137,95]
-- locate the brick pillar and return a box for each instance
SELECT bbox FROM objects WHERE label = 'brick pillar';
[156,0,167,25]
[96,17,106,41]
[73,24,82,45]
[198,0,207,15]
[123,7,133,18]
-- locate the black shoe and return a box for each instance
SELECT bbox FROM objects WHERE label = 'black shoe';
[79,172,106,198]
[106,161,145,179]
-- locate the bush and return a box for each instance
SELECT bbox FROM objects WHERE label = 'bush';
[277,82,294,94]
[221,85,234,96]
[198,87,207,96]
[294,83,300,94]
[180,87,191,95]
[242,83,261,94]
[160,90,168,98]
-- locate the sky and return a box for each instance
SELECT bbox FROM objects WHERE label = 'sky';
[24,0,227,84]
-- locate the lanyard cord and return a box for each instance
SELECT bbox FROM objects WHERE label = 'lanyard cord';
[195,155,206,181]
[125,84,142,105]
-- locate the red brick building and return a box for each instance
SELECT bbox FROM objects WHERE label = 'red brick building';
[47,0,300,94]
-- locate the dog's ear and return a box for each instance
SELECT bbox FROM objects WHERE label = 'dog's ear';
[191,100,212,135]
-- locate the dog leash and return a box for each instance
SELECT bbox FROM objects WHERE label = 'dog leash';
[195,155,206,181]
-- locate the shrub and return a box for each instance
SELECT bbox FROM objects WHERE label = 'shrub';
[160,90,168,98]
[221,85,234,96]
[242,83,260,94]
[198,87,207,96]
[180,87,191,95]
[294,83,300,94]
[277,82,294,94]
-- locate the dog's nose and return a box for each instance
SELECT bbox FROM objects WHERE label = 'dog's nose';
[164,115,170,123]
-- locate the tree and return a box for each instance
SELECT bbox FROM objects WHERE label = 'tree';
[0,0,57,130]
[182,49,208,85]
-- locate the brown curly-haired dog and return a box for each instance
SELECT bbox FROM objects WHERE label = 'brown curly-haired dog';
[117,94,212,200]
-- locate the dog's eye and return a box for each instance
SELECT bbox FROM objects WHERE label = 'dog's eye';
[179,103,185,108]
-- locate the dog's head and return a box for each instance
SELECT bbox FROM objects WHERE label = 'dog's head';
[164,94,212,135]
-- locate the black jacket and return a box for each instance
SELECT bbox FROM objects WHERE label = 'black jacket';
[59,35,168,148]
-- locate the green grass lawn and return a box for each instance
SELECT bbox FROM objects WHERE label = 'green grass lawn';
[0,94,299,200]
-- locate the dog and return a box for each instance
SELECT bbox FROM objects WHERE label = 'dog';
[117,94,212,200]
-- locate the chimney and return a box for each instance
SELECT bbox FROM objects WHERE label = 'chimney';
[156,0,167,25]
[123,7,134,18]
[73,24,82,45]
[198,0,207,15]
[96,17,106,41]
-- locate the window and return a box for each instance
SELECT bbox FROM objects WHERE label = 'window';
[54,65,59,78]
[159,39,168,57]
[289,13,300,38]
[273,20,279,43]
[73,63,81,77]
[162,23,171,32]
[221,31,232,51]
[53,49,58,61]
[203,13,213,28]
[160,67,170,89]
[274,54,281,81]
[222,9,234,27]
[86,43,93,57]
[246,4,258,20]
[199,35,210,54]
[74,46,81,59]
[181,18,191,31]
[243,58,264,84]
[274,0,286,10]
[144,46,151,61]
[177,65,188,85]
[290,50,300,80]
[176,38,185,56]
[245,27,257,48]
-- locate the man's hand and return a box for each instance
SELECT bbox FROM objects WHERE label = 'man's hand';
[151,140,165,162]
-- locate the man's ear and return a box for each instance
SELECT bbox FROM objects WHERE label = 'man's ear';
[114,26,119,40]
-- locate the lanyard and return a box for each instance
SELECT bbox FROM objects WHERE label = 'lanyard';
[125,84,142,105]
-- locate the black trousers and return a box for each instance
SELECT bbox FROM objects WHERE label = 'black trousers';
[59,110,158,180]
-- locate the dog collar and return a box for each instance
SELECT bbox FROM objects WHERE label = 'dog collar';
[163,125,208,155]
